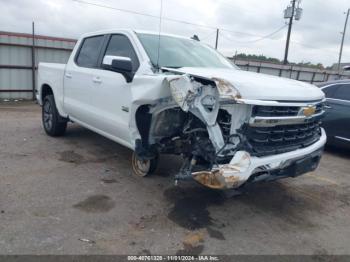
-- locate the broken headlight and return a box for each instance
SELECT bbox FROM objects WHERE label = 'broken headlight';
[212,78,242,100]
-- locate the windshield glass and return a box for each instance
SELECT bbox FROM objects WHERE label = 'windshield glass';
[137,33,236,69]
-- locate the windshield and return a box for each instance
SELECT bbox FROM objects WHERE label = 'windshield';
[137,33,236,69]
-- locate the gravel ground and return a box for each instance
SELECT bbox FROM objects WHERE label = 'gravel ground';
[0,101,349,255]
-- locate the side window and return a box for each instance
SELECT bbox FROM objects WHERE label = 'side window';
[333,84,350,101]
[322,85,339,99]
[76,35,104,68]
[104,35,140,71]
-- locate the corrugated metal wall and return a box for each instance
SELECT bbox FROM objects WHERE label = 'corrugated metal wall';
[0,31,76,100]
[232,59,350,83]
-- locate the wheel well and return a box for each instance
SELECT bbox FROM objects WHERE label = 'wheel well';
[41,84,53,101]
[135,105,152,148]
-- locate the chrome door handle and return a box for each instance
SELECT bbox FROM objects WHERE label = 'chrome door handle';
[65,73,72,79]
[324,105,332,109]
[92,76,102,84]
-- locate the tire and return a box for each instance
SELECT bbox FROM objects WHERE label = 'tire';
[131,151,158,177]
[42,95,67,137]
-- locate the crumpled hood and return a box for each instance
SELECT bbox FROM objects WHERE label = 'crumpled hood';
[171,67,325,101]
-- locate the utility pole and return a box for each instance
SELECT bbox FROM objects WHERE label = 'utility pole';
[283,0,302,64]
[215,28,219,49]
[31,21,36,101]
[337,8,350,75]
[283,0,296,64]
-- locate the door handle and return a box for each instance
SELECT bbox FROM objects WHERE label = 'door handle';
[324,105,332,109]
[65,73,72,79]
[92,76,102,84]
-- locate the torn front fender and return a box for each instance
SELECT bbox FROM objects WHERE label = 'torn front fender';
[166,75,225,150]
[167,75,220,126]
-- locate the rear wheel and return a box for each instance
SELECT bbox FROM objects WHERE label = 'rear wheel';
[42,95,67,136]
[131,151,158,177]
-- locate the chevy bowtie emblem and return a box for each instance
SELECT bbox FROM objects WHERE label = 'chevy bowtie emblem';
[303,105,316,117]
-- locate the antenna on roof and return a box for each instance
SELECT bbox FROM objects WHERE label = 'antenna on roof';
[191,35,200,41]
[156,0,163,70]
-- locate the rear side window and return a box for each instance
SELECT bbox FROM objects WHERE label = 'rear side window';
[322,84,339,99]
[333,84,350,101]
[104,34,140,71]
[76,35,104,68]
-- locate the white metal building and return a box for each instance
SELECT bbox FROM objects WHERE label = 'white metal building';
[0,31,76,100]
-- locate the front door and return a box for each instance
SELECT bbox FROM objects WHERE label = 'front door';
[89,34,140,144]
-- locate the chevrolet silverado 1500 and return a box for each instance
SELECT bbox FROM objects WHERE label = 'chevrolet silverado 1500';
[37,29,326,190]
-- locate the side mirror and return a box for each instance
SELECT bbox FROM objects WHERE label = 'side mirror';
[102,55,134,83]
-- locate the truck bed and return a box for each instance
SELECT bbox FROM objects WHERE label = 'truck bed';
[37,63,66,114]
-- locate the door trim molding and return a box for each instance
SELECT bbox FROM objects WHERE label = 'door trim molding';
[335,136,350,142]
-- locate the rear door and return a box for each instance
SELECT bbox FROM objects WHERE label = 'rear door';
[88,34,140,144]
[323,84,350,141]
[322,84,339,138]
[63,35,105,124]
[328,84,350,141]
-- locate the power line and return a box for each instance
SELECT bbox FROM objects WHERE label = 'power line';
[72,0,217,30]
[246,25,287,43]
[220,29,340,55]
[199,30,217,41]
[233,25,287,43]
[72,0,269,38]
[72,0,341,57]
[219,28,266,38]
[220,25,287,44]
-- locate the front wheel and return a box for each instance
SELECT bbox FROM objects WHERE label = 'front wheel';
[131,151,158,177]
[42,95,67,137]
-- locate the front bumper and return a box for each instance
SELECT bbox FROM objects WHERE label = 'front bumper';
[192,128,327,189]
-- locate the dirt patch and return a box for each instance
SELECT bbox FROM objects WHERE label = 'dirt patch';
[176,245,204,255]
[235,182,338,230]
[129,214,158,230]
[58,150,117,165]
[101,178,118,184]
[91,155,119,163]
[137,249,152,255]
[73,195,115,213]
[58,150,84,164]
[206,227,225,240]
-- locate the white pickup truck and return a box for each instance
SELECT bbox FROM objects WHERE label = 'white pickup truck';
[37,29,326,190]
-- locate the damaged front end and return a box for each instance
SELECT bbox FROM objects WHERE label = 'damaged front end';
[165,74,251,189]
[133,73,325,190]
[131,73,252,190]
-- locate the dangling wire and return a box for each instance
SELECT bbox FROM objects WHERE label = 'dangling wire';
[156,0,163,70]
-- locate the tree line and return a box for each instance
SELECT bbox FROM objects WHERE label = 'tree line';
[232,53,326,69]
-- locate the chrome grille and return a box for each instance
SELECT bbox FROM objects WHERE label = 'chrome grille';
[252,102,324,117]
[252,106,299,117]
[246,102,324,157]
[246,121,321,156]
